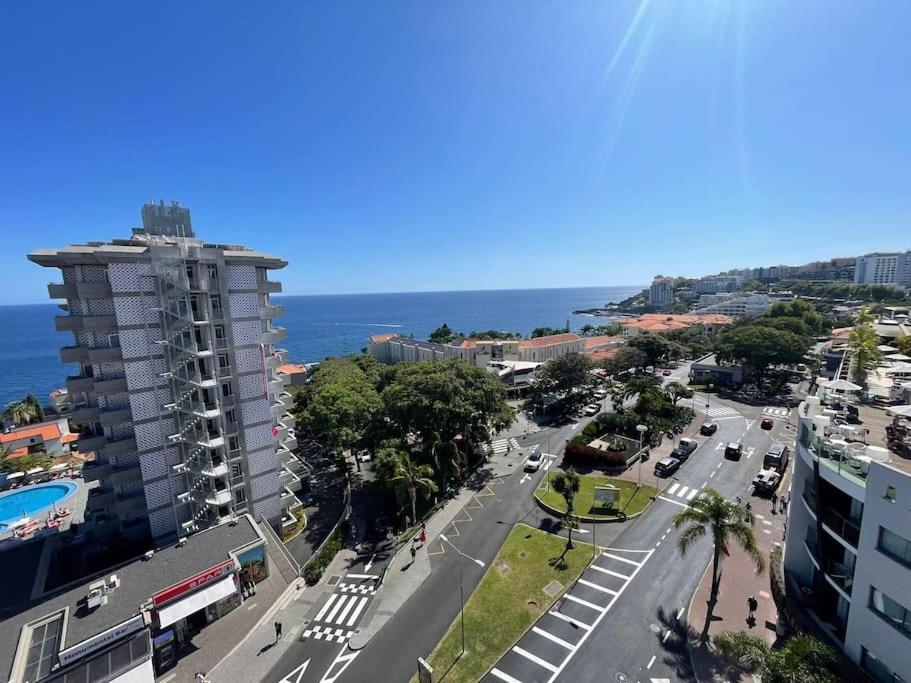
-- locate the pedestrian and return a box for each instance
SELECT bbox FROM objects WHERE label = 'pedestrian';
[410,542,417,564]
[274,621,283,643]
[783,495,789,512]
[196,673,209,683]
[419,525,427,545]
[771,492,778,513]
[748,595,758,620]
[779,497,786,514]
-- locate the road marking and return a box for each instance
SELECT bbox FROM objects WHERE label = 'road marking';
[571,423,580,430]
[278,659,310,683]
[709,471,715,478]
[159,675,176,683]
[686,488,698,501]
[532,626,575,650]
[676,607,686,622]
[315,594,338,621]
[520,473,531,484]
[601,553,641,567]
[759,590,770,599]
[562,592,606,612]
[713,415,742,421]
[490,667,524,683]
[578,578,617,595]
[647,654,656,669]
[667,483,680,495]
[662,629,671,643]
[335,594,359,625]
[589,565,630,580]
[246,602,258,610]
[655,541,661,548]
[345,573,378,580]
[657,495,690,509]
[364,554,376,572]
[345,596,369,626]
[325,594,351,623]
[677,486,690,498]
[548,609,591,630]
[608,547,653,553]
[513,645,559,672]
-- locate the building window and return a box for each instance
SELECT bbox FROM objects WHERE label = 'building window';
[214,325,226,340]
[218,353,229,369]
[235,488,247,504]
[17,611,65,682]
[229,436,239,452]
[231,463,242,478]
[222,382,233,397]
[878,527,911,568]
[861,646,906,683]
[226,409,236,424]
[885,485,897,502]
[207,263,218,280]
[869,587,911,636]
[211,295,222,312]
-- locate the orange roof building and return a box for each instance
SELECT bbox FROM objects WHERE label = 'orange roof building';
[621,313,734,336]
[0,417,74,457]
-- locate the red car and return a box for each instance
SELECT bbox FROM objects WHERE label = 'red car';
[760,417,774,430]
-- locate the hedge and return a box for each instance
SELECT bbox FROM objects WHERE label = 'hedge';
[563,441,630,468]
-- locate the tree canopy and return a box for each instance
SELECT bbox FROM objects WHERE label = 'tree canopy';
[766,299,831,336]
[714,325,809,386]
[531,325,570,338]
[627,333,672,367]
[530,353,594,416]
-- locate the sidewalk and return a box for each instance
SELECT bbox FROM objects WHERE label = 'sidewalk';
[687,482,789,681]
[612,416,703,490]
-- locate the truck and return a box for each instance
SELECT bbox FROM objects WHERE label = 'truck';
[763,442,790,473]
[752,468,782,495]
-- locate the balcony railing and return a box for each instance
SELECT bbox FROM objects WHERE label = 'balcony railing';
[822,507,862,548]
[824,558,854,595]
[800,430,869,488]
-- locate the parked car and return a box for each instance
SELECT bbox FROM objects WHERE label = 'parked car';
[724,442,743,460]
[752,468,782,494]
[593,389,608,400]
[525,451,543,472]
[583,404,601,416]
[760,416,774,430]
[654,456,682,477]
[763,442,790,472]
[671,446,691,463]
[662,369,672,376]
[677,437,698,455]
[700,422,718,436]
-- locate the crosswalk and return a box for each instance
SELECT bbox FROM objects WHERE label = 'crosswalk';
[485,547,653,683]
[485,437,521,455]
[762,406,791,419]
[664,482,702,502]
[303,576,377,644]
[699,403,741,420]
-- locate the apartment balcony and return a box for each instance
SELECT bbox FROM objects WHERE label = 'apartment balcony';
[86,487,116,512]
[280,488,302,512]
[800,430,870,490]
[48,281,112,299]
[103,436,137,456]
[824,558,855,596]
[94,377,128,395]
[260,304,284,319]
[61,345,123,364]
[54,314,118,332]
[821,507,862,549]
[98,407,132,427]
[278,467,301,492]
[112,491,147,515]
[187,277,214,292]
[257,280,282,294]
[264,355,280,370]
[60,346,90,363]
[66,375,95,393]
[201,462,230,478]
[277,392,294,409]
[82,459,112,483]
[71,405,101,423]
[205,489,232,507]
[262,327,286,345]
[77,433,107,453]
[108,464,142,486]
[194,433,225,449]
[283,434,298,451]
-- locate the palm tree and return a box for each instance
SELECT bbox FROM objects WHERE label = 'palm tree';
[664,381,693,407]
[713,631,769,675]
[674,488,765,605]
[848,306,882,388]
[622,378,666,413]
[550,468,581,550]
[713,631,838,683]
[0,444,14,473]
[426,433,463,494]
[4,400,40,426]
[389,451,438,525]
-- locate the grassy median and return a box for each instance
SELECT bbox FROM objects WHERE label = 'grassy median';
[536,472,657,519]
[419,524,592,683]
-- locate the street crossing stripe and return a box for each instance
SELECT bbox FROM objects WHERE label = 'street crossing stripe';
[578,578,616,595]
[345,573,378,580]
[335,594,359,625]
[601,553,641,567]
[667,483,680,495]
[532,626,575,650]
[315,594,338,622]
[513,645,559,672]
[490,667,523,683]
[548,609,591,630]
[678,486,689,498]
[325,594,350,623]
[563,592,607,612]
[589,564,630,580]
[346,596,369,626]
[687,488,698,501]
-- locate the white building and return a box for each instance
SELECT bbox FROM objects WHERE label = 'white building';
[648,277,674,307]
[693,294,776,319]
[29,202,303,543]
[368,333,584,367]
[783,397,911,682]
[854,251,911,288]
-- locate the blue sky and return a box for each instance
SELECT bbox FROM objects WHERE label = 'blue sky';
[1,1,909,304]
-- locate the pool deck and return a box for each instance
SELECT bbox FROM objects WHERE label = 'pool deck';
[0,477,92,545]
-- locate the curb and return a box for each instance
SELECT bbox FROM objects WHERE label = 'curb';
[532,490,651,524]
[684,555,718,683]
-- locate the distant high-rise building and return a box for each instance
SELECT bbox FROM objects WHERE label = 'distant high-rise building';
[854,251,911,288]
[29,203,304,543]
[648,276,674,307]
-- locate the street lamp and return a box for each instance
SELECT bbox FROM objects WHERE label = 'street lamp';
[439,534,486,656]
[635,424,648,488]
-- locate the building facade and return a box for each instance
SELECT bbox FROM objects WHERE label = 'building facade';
[692,293,776,319]
[854,251,911,288]
[648,277,674,307]
[29,203,303,542]
[367,332,584,367]
[783,397,911,683]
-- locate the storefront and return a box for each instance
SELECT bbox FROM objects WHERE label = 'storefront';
[234,540,270,589]
[150,560,242,672]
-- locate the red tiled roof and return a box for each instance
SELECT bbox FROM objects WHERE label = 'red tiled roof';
[590,348,620,361]
[369,333,398,344]
[0,422,62,445]
[276,363,307,376]
[60,433,79,444]
[583,335,622,349]
[623,313,734,332]
[517,333,581,348]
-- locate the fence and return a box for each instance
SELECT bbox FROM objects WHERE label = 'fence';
[258,514,302,582]
[301,484,352,576]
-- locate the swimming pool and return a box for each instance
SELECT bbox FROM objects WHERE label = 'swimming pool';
[0,481,78,531]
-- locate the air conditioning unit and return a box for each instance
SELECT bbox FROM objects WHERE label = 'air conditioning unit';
[177,536,187,547]
[86,586,108,609]
[106,574,120,589]
[144,550,155,561]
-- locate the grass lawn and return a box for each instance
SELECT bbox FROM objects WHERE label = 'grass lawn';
[419,524,592,683]
[536,473,657,519]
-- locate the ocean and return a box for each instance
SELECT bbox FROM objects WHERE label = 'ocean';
[0,286,640,407]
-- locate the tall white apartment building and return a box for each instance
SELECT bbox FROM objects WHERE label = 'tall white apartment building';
[783,397,911,682]
[693,293,775,319]
[854,251,911,288]
[29,202,303,543]
[648,276,674,307]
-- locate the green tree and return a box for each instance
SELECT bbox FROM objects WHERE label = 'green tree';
[896,335,911,356]
[429,323,460,344]
[713,632,838,683]
[467,330,521,340]
[531,325,570,338]
[766,299,831,336]
[388,449,438,525]
[627,333,672,367]
[848,306,882,388]
[426,432,464,493]
[622,376,667,414]
[714,325,809,388]
[664,381,693,407]
[674,488,764,604]
[530,353,594,417]
[382,359,513,447]
[713,631,769,675]
[599,347,648,376]
[550,468,581,550]
[3,399,42,426]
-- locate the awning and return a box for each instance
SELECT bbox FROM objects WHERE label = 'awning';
[155,575,237,628]
[49,463,68,472]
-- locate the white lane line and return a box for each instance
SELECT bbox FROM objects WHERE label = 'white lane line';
[344,573,378,580]
[709,471,715,478]
[655,541,661,548]
[314,594,338,622]
[490,667,523,683]
[686,489,698,501]
[608,547,653,554]
[657,495,690,509]
[589,565,630,580]
[345,596,369,627]
[647,654,656,669]
[662,629,671,643]
[666,528,672,534]
[532,626,575,650]
[513,645,559,673]
[325,594,351,624]
[548,610,591,630]
[667,483,680,495]
[562,593,607,612]
[676,607,686,622]
[334,593,359,625]
[677,486,690,498]
[578,578,617,595]
[601,553,641,568]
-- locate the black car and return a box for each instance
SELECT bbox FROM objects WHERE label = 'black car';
[724,442,743,460]
[700,422,718,436]
[654,456,682,477]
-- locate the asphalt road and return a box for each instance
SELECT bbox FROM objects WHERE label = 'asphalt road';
[482,393,791,683]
